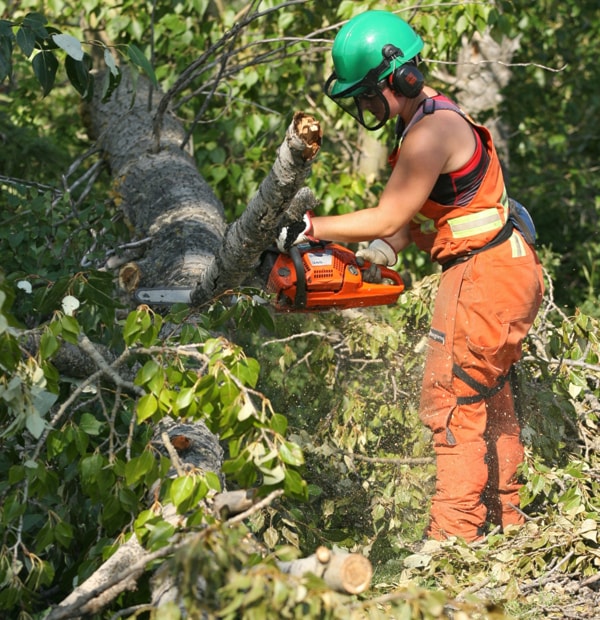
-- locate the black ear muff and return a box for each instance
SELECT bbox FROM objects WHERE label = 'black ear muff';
[388,63,424,98]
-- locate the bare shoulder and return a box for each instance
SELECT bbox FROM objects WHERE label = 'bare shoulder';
[404,107,476,173]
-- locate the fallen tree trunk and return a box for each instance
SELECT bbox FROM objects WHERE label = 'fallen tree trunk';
[86,70,226,290]
[85,70,322,306]
[48,419,224,619]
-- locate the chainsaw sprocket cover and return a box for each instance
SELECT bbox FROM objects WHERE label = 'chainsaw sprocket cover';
[266,242,404,312]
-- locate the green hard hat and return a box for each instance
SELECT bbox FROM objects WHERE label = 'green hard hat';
[330,11,424,97]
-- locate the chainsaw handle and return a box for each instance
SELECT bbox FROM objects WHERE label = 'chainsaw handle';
[379,265,404,287]
[360,260,404,287]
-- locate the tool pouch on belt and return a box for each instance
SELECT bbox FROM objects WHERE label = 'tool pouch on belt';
[508,198,537,246]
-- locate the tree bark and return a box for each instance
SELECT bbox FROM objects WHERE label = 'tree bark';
[58,68,326,619]
[86,70,226,289]
[86,71,322,305]
[432,30,520,167]
[190,112,322,305]
[48,419,224,619]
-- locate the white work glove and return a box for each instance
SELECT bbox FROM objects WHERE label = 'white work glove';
[355,238,397,267]
[276,211,315,252]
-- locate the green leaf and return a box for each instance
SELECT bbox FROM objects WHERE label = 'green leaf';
[54,520,73,548]
[101,54,122,102]
[51,33,83,60]
[205,471,222,492]
[0,23,13,82]
[60,314,80,343]
[175,387,195,411]
[270,413,288,435]
[39,331,59,359]
[103,47,119,76]
[170,475,195,510]
[16,25,36,57]
[26,410,46,438]
[127,44,157,86]
[79,412,103,435]
[32,50,58,96]
[278,441,304,467]
[137,393,158,422]
[65,53,93,99]
[124,450,155,486]
[136,359,161,386]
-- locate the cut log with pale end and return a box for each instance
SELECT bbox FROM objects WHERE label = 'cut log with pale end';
[277,546,373,594]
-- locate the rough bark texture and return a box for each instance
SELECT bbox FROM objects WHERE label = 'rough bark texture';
[49,419,223,619]
[86,70,226,289]
[190,112,321,306]
[86,72,322,306]
[59,69,327,619]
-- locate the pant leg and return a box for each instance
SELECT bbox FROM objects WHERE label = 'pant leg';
[483,381,525,528]
[420,232,544,542]
[419,260,489,542]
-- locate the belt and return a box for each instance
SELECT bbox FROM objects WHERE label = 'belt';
[441,218,514,272]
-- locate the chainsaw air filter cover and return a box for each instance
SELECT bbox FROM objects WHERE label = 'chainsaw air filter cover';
[266,242,404,312]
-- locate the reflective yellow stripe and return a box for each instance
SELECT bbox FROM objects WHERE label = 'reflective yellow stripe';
[448,208,503,239]
[510,231,527,257]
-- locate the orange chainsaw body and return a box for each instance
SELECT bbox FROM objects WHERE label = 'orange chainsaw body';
[266,242,404,312]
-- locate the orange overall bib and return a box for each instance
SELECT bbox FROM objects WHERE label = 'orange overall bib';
[404,97,544,541]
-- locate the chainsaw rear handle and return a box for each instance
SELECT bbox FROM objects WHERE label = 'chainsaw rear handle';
[361,261,404,287]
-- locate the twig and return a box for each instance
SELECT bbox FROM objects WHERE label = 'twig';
[520,550,575,593]
[161,432,186,477]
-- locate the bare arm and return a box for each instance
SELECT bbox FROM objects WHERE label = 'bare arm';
[310,110,476,244]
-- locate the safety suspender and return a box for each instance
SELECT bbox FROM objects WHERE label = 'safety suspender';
[453,363,512,405]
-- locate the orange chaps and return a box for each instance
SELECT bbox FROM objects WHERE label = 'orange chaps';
[420,232,544,541]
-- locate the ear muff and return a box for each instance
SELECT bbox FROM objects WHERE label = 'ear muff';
[388,63,424,98]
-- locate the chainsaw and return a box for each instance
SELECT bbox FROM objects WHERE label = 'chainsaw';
[134,242,404,311]
[261,241,404,312]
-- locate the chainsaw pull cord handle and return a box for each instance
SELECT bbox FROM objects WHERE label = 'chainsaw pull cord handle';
[289,245,307,309]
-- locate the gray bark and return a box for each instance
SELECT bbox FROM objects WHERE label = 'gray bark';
[86,72,322,305]
[86,70,226,289]
[53,67,325,619]
[48,419,224,620]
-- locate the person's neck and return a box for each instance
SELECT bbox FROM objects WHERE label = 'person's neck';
[401,91,431,123]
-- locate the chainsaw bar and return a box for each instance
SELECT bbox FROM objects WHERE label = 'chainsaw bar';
[134,287,193,305]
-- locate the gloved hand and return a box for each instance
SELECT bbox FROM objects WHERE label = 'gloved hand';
[359,262,383,284]
[355,238,397,267]
[276,210,315,252]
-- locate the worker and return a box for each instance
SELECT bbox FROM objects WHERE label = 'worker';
[277,10,544,542]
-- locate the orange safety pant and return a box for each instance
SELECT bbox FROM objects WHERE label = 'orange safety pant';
[419,231,544,542]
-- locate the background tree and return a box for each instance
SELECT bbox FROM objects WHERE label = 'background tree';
[1,1,600,618]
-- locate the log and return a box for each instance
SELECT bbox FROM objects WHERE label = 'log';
[277,546,373,595]
[190,111,321,306]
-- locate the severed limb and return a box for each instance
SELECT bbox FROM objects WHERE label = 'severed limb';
[277,545,373,595]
